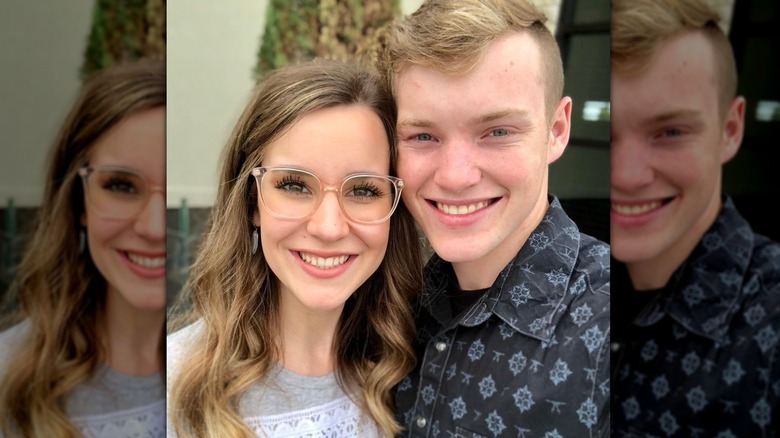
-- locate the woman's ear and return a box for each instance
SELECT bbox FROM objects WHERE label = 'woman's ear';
[252,208,261,227]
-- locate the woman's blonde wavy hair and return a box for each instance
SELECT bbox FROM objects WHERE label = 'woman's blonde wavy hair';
[168,59,423,437]
[0,59,166,438]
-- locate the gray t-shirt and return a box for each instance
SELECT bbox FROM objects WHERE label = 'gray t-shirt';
[0,320,165,438]
[167,320,383,437]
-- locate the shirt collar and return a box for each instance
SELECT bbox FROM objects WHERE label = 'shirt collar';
[635,197,755,341]
[421,197,583,342]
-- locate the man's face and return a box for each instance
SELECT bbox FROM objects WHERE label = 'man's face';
[611,31,743,272]
[395,33,570,288]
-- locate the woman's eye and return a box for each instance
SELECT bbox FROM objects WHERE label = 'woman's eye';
[415,133,433,141]
[350,187,379,198]
[103,178,137,194]
[276,177,311,194]
[278,183,309,194]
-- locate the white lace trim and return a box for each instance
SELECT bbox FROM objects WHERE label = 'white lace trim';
[71,399,165,438]
[245,396,382,437]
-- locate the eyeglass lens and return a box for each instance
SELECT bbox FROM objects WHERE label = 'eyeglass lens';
[259,168,396,223]
[84,169,149,218]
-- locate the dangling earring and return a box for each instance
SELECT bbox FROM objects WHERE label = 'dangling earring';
[79,228,86,254]
[251,227,259,255]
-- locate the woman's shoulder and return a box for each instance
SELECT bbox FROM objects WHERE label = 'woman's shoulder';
[0,319,31,372]
[167,319,203,344]
[166,319,204,372]
[0,318,30,343]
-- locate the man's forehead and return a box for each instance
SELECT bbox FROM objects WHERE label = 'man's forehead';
[653,32,717,78]
[395,33,542,82]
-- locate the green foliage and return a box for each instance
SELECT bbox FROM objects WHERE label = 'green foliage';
[81,0,166,81]
[255,0,400,79]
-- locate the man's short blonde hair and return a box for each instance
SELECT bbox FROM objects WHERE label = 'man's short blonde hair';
[380,0,565,124]
[612,0,738,119]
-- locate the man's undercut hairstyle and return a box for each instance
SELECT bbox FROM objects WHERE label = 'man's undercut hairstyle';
[381,0,565,124]
[612,0,738,120]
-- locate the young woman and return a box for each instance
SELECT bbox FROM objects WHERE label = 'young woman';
[0,59,166,437]
[167,59,423,437]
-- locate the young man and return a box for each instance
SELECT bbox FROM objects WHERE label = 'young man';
[611,0,779,435]
[380,1,610,436]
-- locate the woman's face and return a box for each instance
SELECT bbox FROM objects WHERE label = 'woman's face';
[82,107,166,312]
[254,105,392,315]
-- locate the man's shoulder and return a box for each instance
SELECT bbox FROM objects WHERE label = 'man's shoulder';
[573,232,611,295]
[744,233,780,308]
[750,233,780,278]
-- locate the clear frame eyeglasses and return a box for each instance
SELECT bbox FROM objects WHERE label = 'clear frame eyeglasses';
[251,166,404,224]
[78,166,165,219]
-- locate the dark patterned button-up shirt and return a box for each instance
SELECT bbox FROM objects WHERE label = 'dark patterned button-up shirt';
[396,197,611,437]
[612,198,780,437]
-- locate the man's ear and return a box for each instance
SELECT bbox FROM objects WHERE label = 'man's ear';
[720,96,746,164]
[548,96,572,165]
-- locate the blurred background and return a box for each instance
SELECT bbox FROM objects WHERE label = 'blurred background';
[720,0,780,241]
[0,0,165,309]
[164,0,612,310]
[3,0,775,315]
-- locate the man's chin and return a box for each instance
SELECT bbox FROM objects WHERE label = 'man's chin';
[610,243,659,265]
[428,241,486,264]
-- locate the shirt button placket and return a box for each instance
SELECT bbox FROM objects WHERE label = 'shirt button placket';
[412,334,451,436]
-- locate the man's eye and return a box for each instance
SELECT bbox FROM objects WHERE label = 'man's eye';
[661,128,684,138]
[415,133,433,141]
[489,128,509,137]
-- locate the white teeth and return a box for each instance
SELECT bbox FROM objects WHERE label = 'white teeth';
[612,201,662,216]
[126,253,166,268]
[299,252,350,269]
[436,201,490,215]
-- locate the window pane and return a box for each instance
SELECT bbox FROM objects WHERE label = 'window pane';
[563,33,610,143]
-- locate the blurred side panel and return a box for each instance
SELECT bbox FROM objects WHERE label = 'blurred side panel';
[0,1,93,315]
[724,0,780,240]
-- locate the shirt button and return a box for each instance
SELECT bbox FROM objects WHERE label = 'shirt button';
[416,417,427,428]
[435,342,447,352]
[611,342,621,352]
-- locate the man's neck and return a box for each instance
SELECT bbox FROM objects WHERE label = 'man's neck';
[451,200,548,290]
[626,196,723,290]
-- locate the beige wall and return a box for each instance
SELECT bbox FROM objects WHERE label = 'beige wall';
[167,0,433,208]
[0,1,93,207]
[1,0,735,208]
[166,0,268,208]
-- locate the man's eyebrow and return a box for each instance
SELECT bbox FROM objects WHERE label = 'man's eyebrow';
[397,118,433,128]
[472,109,532,124]
[398,110,532,128]
[648,109,703,124]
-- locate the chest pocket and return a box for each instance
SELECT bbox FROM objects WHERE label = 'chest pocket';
[455,426,487,438]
